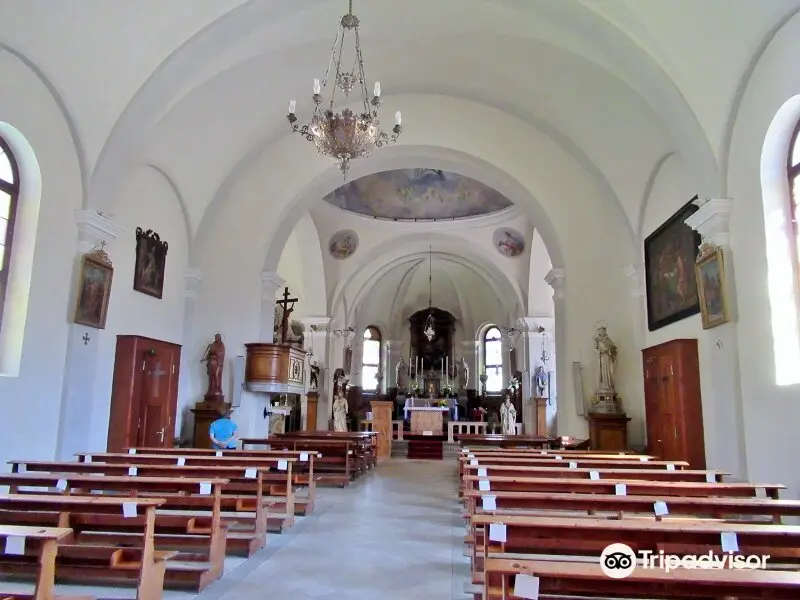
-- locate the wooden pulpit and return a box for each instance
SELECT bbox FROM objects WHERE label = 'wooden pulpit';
[588,413,630,451]
[370,400,393,461]
[243,342,305,394]
[305,390,319,431]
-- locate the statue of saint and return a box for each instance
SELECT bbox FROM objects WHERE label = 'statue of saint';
[201,333,225,398]
[593,325,618,393]
[395,358,406,388]
[533,365,548,398]
[333,392,348,432]
[461,357,470,388]
[309,361,320,390]
[500,394,517,435]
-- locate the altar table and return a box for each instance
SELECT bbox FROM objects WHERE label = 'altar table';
[408,407,448,436]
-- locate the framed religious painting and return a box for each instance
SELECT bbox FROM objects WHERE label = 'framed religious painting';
[643,197,702,331]
[74,247,114,329]
[133,227,168,299]
[696,244,731,329]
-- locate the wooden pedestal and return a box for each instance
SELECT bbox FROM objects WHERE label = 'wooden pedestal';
[305,391,319,431]
[533,397,548,435]
[191,400,229,449]
[370,400,393,461]
[587,413,630,451]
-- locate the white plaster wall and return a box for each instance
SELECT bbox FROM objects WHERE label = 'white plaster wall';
[86,166,190,449]
[726,12,800,497]
[0,50,82,465]
[528,231,554,318]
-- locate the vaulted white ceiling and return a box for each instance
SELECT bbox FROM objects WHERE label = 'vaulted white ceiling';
[3,0,798,240]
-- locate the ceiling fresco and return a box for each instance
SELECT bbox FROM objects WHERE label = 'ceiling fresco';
[322,169,513,220]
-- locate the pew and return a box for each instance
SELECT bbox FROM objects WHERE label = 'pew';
[272,431,378,470]
[482,557,800,600]
[124,447,317,515]
[0,524,75,600]
[0,473,228,588]
[457,435,555,449]
[77,452,300,524]
[241,438,358,486]
[0,495,170,600]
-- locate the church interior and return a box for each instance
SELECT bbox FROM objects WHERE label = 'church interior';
[1,0,800,598]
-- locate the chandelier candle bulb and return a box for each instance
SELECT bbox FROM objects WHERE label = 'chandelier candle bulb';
[395,110,402,125]
[374,81,381,96]
[289,100,296,114]
[313,79,321,94]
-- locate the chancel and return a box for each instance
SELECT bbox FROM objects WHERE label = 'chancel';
[1,1,800,598]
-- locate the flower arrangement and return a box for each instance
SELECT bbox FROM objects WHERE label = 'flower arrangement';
[441,383,454,396]
[507,377,520,391]
[471,406,488,421]
[410,383,422,396]
[435,398,449,407]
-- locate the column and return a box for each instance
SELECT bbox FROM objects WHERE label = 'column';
[544,268,568,435]
[384,340,405,390]
[178,268,203,440]
[56,210,125,459]
[299,316,331,430]
[685,198,747,478]
[259,271,285,341]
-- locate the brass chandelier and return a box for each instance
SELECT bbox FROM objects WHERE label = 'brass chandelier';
[286,0,402,177]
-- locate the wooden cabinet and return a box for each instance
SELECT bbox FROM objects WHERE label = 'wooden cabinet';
[642,339,705,468]
[107,335,181,452]
[588,414,631,451]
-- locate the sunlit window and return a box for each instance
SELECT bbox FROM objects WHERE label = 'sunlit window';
[362,326,381,391]
[0,138,19,330]
[790,120,800,289]
[483,326,503,392]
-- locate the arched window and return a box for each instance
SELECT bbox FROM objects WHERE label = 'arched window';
[483,326,503,392]
[0,137,19,330]
[789,119,800,284]
[361,326,382,391]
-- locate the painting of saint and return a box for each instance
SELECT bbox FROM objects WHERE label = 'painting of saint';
[74,252,114,329]
[696,247,730,329]
[492,228,525,258]
[644,199,701,330]
[329,230,359,260]
[133,228,168,298]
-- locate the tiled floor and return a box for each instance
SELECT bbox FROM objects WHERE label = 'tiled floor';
[2,459,471,600]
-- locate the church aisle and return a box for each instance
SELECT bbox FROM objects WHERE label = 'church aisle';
[199,459,471,600]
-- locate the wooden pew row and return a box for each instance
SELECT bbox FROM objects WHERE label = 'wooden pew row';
[483,557,800,600]
[70,454,297,532]
[0,473,228,589]
[457,435,555,449]
[274,432,378,472]
[10,460,284,540]
[0,495,169,600]
[0,524,81,600]
[460,446,655,459]
[125,447,317,515]
[241,438,358,486]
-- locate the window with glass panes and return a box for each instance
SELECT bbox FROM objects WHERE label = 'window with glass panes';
[483,326,503,392]
[790,120,800,292]
[362,326,381,391]
[0,138,19,330]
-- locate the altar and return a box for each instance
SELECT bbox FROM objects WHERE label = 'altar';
[408,407,448,436]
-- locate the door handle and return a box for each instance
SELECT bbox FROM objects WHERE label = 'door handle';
[157,428,165,442]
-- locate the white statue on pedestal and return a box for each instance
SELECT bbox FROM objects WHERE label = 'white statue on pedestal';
[333,392,348,432]
[500,394,517,435]
[593,325,617,393]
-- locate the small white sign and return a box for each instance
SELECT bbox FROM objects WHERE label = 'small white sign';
[4,536,25,555]
[300,452,309,462]
[706,472,716,483]
[666,463,675,471]
[540,451,546,455]
[477,467,488,477]
[85,456,92,463]
[463,447,470,453]
[482,495,497,511]
[470,459,479,466]
[423,431,433,436]
[721,532,739,553]
[488,522,507,543]
[17,464,26,473]
[554,455,563,460]
[468,454,475,459]
[128,449,136,455]
[479,480,491,492]
[589,471,600,480]
[122,502,137,518]
[615,483,627,496]
[654,501,669,516]
[55,479,68,491]
[278,460,288,471]
[177,457,186,466]
[199,482,212,495]
[640,457,649,462]
[755,487,768,499]
[514,574,541,599]
[215,451,223,457]
[244,468,257,479]
[569,461,577,469]
[127,467,138,476]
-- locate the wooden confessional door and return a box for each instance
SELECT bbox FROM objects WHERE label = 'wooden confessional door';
[137,349,179,447]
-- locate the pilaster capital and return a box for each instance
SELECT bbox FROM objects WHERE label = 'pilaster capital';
[622,263,646,297]
[260,271,285,300]
[544,268,566,299]
[298,316,332,332]
[685,198,733,248]
[74,209,124,252]
[517,316,544,333]
[183,268,202,301]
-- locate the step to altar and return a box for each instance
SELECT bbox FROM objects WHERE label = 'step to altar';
[406,435,445,460]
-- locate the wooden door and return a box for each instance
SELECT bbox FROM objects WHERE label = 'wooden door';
[656,355,681,461]
[137,347,179,447]
[643,356,661,457]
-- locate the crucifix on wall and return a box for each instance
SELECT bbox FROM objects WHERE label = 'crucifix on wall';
[277,287,298,344]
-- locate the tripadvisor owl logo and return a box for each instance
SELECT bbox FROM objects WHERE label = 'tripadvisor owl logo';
[600,543,637,579]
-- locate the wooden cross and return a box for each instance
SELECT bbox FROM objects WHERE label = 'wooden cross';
[82,333,91,345]
[276,286,298,344]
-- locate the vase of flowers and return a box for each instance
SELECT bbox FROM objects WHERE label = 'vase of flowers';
[508,377,520,392]
[410,383,422,398]
[441,383,454,397]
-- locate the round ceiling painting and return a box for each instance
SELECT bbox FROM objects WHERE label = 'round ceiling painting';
[329,229,359,260]
[493,228,525,257]
[323,169,513,220]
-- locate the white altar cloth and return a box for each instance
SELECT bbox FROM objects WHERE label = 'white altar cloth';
[404,399,458,420]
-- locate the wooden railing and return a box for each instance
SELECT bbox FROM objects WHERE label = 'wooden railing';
[360,420,405,440]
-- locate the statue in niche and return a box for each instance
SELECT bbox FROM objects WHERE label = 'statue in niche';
[533,365,548,398]
[201,333,225,399]
[593,325,618,393]
[309,361,320,390]
[500,394,517,435]
[461,357,470,389]
[333,392,348,432]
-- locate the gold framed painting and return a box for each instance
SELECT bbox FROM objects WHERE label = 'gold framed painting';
[74,248,114,329]
[695,245,730,330]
